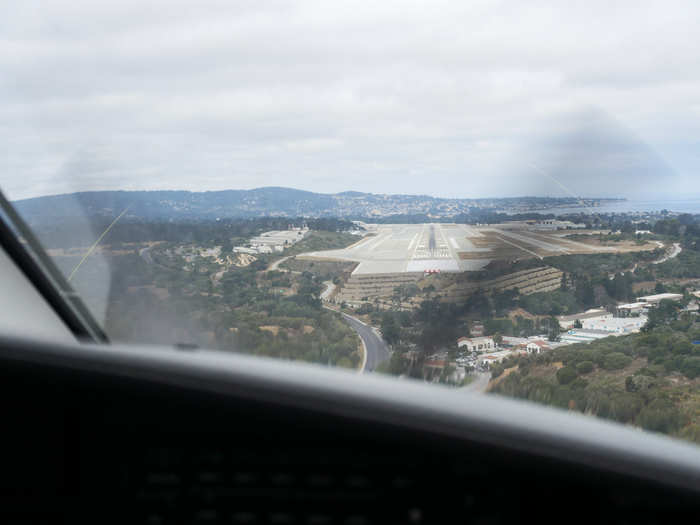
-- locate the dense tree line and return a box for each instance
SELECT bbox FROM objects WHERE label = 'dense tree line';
[29,217,357,249]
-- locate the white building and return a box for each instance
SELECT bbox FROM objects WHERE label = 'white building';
[478,350,516,367]
[616,302,647,316]
[249,228,309,251]
[525,340,550,354]
[560,329,615,345]
[637,293,683,305]
[458,336,496,353]
[233,246,258,255]
[682,301,699,314]
[557,309,612,330]
[581,316,647,334]
[534,220,586,230]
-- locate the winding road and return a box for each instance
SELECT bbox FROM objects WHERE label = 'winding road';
[320,280,390,372]
[653,242,682,265]
[139,245,154,264]
[334,310,390,372]
[267,255,293,272]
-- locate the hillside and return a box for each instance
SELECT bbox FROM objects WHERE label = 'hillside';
[490,311,700,444]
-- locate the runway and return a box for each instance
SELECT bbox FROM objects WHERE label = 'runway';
[299,223,491,275]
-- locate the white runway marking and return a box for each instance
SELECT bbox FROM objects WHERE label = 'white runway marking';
[407,233,419,251]
[297,223,492,275]
[494,229,569,253]
[495,235,543,260]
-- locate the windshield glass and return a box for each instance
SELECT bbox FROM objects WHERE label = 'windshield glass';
[3,1,700,445]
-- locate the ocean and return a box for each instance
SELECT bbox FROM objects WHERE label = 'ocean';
[540,199,700,216]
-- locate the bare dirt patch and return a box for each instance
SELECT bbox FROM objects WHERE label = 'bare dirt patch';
[259,325,280,336]
[507,308,542,321]
[487,366,518,391]
[459,231,659,262]
[562,235,658,252]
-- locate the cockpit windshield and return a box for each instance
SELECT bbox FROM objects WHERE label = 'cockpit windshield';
[3,0,700,446]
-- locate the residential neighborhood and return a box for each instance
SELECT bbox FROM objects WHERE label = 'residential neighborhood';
[420,289,699,386]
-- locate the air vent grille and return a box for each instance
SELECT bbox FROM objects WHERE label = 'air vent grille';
[126,446,434,525]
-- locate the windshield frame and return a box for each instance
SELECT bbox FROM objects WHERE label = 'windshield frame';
[0,190,107,343]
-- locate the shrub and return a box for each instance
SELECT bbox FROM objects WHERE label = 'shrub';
[602,352,632,370]
[576,361,594,374]
[637,399,682,434]
[636,367,657,377]
[681,357,700,379]
[609,393,644,424]
[570,377,589,390]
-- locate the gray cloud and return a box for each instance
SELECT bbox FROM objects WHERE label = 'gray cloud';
[2,0,699,200]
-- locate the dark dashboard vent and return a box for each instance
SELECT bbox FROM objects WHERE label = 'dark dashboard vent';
[126,446,432,525]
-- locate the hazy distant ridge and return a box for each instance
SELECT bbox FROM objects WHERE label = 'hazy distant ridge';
[13,187,620,221]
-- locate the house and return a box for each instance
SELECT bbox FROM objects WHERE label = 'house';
[457,336,495,353]
[525,340,550,354]
[500,336,529,348]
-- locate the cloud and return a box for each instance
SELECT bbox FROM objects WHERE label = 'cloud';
[1,0,699,199]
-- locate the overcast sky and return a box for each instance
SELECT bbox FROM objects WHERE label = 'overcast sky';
[2,0,700,200]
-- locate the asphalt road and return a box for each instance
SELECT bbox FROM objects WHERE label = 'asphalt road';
[338,311,390,372]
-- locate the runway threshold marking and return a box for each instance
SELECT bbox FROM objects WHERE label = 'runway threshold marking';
[495,229,568,254]
[437,224,457,260]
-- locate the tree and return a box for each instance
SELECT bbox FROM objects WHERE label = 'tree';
[575,277,595,308]
[380,315,401,346]
[547,317,561,341]
[556,366,577,385]
[464,290,492,317]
